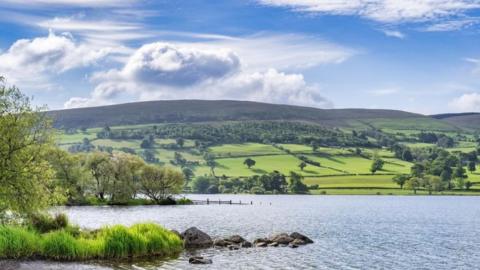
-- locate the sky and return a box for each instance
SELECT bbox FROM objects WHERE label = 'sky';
[0,0,480,114]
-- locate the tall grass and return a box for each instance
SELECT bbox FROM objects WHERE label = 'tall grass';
[0,223,182,261]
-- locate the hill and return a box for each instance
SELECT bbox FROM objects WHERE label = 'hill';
[432,113,480,131]
[48,100,457,131]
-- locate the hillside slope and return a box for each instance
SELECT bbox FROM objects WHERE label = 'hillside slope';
[49,100,457,131]
[432,113,480,131]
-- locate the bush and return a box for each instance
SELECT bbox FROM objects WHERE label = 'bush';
[29,213,70,233]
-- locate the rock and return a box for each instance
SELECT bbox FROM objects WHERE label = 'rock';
[269,233,294,245]
[255,241,268,248]
[268,242,279,247]
[213,239,231,247]
[241,241,253,248]
[228,235,246,244]
[228,245,240,250]
[189,256,213,264]
[182,227,213,249]
[254,238,271,244]
[290,238,306,246]
[290,232,314,244]
[171,230,183,240]
[289,243,299,249]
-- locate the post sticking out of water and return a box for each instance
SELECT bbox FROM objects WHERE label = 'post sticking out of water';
[207,198,209,205]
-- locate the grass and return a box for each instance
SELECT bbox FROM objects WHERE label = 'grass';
[304,175,398,188]
[0,223,182,261]
[311,188,480,195]
[209,143,283,157]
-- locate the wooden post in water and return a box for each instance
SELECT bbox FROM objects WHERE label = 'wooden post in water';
[219,199,221,204]
[251,201,253,205]
[207,198,209,205]
[230,200,232,205]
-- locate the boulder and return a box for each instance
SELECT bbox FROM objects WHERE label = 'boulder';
[189,256,213,264]
[241,241,253,248]
[290,232,314,244]
[228,245,240,250]
[228,235,246,244]
[255,241,268,248]
[254,238,271,244]
[290,239,306,246]
[289,243,299,249]
[268,242,279,247]
[213,239,231,247]
[182,227,213,249]
[269,233,294,245]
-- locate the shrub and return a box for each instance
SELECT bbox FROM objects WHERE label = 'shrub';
[29,213,69,233]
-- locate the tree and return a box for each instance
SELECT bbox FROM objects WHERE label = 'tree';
[288,172,309,194]
[370,158,385,174]
[392,174,409,189]
[453,160,467,179]
[141,149,159,163]
[401,149,413,162]
[182,167,194,184]
[468,161,476,173]
[243,158,256,169]
[405,177,421,194]
[192,176,215,193]
[204,154,216,176]
[46,148,90,204]
[108,152,145,204]
[139,165,184,203]
[0,77,59,217]
[176,138,185,148]
[298,162,307,171]
[422,175,443,194]
[411,163,425,178]
[85,151,114,200]
[311,141,319,152]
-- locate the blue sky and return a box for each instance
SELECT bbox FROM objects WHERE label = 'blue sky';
[0,0,480,114]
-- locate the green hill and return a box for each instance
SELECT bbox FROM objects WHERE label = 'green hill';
[432,113,480,131]
[49,100,457,131]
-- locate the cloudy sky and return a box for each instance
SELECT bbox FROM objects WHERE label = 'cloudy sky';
[1,0,480,114]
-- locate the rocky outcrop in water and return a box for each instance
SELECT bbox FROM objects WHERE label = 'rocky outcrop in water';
[182,227,213,248]
[189,256,213,264]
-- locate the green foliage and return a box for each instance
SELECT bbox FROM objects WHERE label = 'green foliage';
[392,174,409,189]
[288,172,309,194]
[243,158,256,168]
[0,226,38,259]
[0,78,58,216]
[0,223,181,261]
[370,158,385,174]
[29,213,70,233]
[139,165,184,203]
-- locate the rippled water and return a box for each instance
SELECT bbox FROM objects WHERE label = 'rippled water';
[3,195,480,269]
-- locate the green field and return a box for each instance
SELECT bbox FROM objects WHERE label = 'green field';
[57,125,480,195]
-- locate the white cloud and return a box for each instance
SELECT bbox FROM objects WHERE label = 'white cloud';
[423,18,479,31]
[0,0,135,8]
[64,42,333,109]
[381,29,406,39]
[0,31,112,87]
[449,92,480,111]
[258,0,480,23]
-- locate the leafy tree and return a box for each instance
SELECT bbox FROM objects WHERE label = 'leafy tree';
[370,158,384,174]
[243,158,256,169]
[192,176,215,193]
[465,181,474,190]
[468,161,476,173]
[46,148,90,204]
[410,163,425,178]
[453,160,467,179]
[288,172,309,194]
[455,177,465,190]
[182,167,194,184]
[108,152,145,204]
[139,165,184,203]
[405,177,421,194]
[142,149,159,163]
[85,151,113,200]
[204,154,216,176]
[311,141,319,152]
[392,174,409,189]
[176,138,185,148]
[298,161,307,171]
[402,149,413,162]
[422,175,443,194]
[0,77,59,216]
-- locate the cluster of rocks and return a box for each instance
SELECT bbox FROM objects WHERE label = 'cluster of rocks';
[175,227,313,264]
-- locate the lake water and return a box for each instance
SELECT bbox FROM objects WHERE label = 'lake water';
[3,195,480,269]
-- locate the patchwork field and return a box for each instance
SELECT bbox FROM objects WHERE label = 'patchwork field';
[57,125,480,195]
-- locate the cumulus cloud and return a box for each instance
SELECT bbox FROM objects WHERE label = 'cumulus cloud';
[0,0,134,8]
[258,0,480,23]
[64,42,333,109]
[0,31,112,86]
[449,93,480,112]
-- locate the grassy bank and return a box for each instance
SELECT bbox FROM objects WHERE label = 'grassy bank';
[310,188,480,195]
[0,223,182,261]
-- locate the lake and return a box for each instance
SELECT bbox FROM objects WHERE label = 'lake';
[3,195,480,269]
